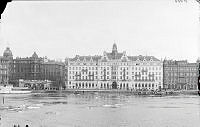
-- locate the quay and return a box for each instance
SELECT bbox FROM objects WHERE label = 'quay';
[31,89,199,96]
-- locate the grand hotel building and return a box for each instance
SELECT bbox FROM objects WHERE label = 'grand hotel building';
[65,44,163,90]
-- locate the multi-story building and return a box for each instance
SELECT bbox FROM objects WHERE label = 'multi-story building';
[163,60,198,90]
[65,44,163,90]
[0,47,13,85]
[10,52,65,89]
[41,58,65,89]
[198,59,200,91]
[11,52,44,86]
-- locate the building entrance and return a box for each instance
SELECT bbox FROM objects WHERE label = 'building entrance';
[112,81,117,89]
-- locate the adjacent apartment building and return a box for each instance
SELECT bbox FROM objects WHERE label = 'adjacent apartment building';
[65,44,163,90]
[8,50,65,89]
[10,52,44,86]
[41,58,65,89]
[163,60,198,90]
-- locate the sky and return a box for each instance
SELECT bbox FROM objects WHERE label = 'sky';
[0,0,199,62]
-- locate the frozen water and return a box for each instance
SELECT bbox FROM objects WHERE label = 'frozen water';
[0,93,200,127]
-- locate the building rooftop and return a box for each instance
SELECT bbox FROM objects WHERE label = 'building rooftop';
[68,44,160,62]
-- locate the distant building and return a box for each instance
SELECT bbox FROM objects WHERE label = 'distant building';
[10,52,44,86]
[163,60,198,90]
[197,59,200,91]
[65,43,163,90]
[9,52,65,89]
[41,58,65,89]
[0,47,13,85]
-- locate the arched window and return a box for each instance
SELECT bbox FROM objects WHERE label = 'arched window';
[82,82,84,88]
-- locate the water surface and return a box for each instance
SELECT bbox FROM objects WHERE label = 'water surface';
[0,93,200,127]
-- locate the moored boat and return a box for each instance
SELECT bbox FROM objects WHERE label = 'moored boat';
[0,85,32,94]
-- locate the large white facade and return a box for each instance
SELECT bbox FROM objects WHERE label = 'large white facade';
[65,44,163,90]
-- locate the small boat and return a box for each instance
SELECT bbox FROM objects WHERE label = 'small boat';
[0,85,32,94]
[153,91,165,97]
[74,91,80,95]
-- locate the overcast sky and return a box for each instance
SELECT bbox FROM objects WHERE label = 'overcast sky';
[0,0,199,62]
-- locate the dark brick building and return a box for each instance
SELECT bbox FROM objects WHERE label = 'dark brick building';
[163,60,198,90]
[41,59,65,89]
[10,52,44,86]
[9,51,65,89]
